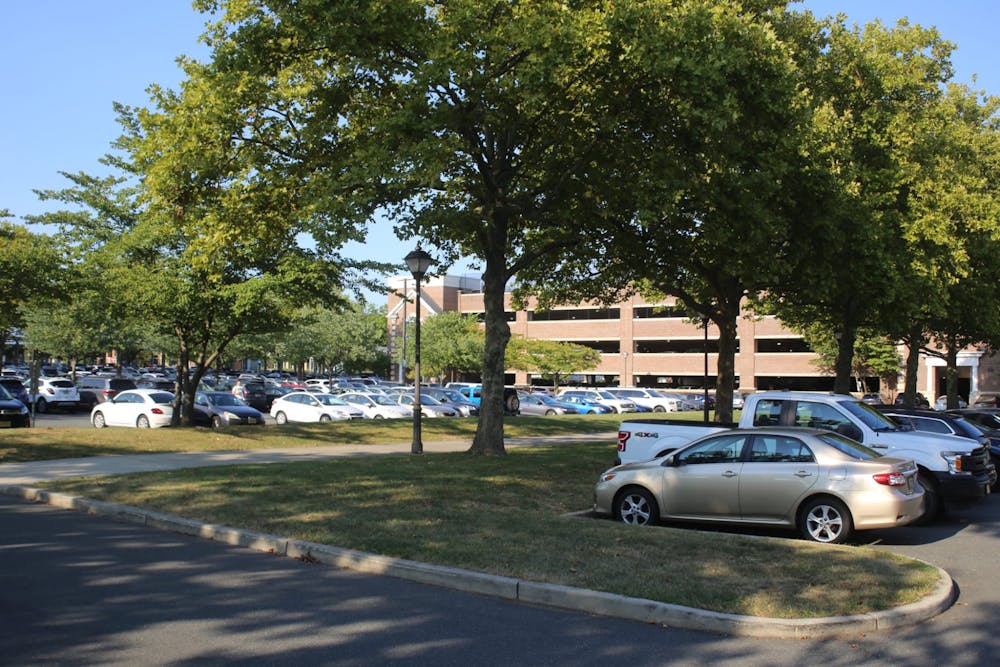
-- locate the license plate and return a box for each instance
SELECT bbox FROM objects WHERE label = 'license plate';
[248,418,258,424]
[0,420,11,428]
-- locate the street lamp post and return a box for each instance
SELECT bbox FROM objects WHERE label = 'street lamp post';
[701,314,710,422]
[404,247,434,454]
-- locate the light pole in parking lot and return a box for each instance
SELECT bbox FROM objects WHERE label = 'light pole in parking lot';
[700,313,710,423]
[405,247,433,455]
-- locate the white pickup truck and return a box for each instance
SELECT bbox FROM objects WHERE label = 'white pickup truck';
[615,391,995,518]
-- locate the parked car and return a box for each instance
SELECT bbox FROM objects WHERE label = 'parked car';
[594,427,924,543]
[231,379,268,411]
[555,395,613,414]
[558,389,637,414]
[395,393,460,418]
[0,378,30,406]
[934,395,968,411]
[0,383,31,427]
[421,387,479,416]
[77,375,138,408]
[270,391,365,424]
[91,389,174,428]
[31,377,81,413]
[877,406,988,447]
[192,391,265,428]
[972,392,1000,407]
[516,393,570,416]
[860,393,884,406]
[339,392,411,419]
[608,388,680,412]
[894,392,930,408]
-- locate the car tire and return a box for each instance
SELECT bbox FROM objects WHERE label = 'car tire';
[92,411,106,428]
[799,497,853,544]
[373,414,384,419]
[915,472,942,524]
[504,389,520,414]
[652,405,665,413]
[136,414,151,428]
[544,409,556,416]
[613,487,659,526]
[275,411,288,425]
[319,414,332,422]
[211,415,223,429]
[36,398,48,414]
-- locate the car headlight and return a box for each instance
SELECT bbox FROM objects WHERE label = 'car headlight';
[223,411,239,420]
[941,451,965,474]
[599,471,618,483]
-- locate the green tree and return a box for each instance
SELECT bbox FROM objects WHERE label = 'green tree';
[763,17,967,397]
[795,324,901,393]
[190,0,663,454]
[506,337,601,392]
[0,215,64,344]
[403,311,483,383]
[517,0,811,423]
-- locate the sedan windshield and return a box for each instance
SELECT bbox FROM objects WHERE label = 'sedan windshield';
[316,394,349,406]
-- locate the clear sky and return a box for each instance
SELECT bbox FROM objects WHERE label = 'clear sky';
[2,1,996,282]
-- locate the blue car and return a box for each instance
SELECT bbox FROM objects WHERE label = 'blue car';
[555,395,613,414]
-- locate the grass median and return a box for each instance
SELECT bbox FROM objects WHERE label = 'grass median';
[36,426,941,620]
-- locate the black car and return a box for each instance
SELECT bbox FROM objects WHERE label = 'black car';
[949,408,1000,487]
[0,384,30,428]
[77,375,138,408]
[191,391,265,428]
[231,380,268,411]
[0,378,30,406]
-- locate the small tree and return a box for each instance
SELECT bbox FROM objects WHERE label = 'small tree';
[506,337,601,393]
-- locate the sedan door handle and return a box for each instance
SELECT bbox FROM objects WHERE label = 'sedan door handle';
[794,470,813,478]
[721,470,738,478]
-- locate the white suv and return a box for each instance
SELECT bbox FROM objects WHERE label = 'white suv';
[32,377,81,413]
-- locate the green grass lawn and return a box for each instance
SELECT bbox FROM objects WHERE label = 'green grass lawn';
[38,432,941,619]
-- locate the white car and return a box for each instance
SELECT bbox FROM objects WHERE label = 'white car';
[91,389,174,428]
[395,393,460,417]
[270,391,365,424]
[558,389,637,414]
[31,377,81,413]
[339,392,411,419]
[608,388,680,412]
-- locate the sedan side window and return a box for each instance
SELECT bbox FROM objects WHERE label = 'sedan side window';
[678,434,747,465]
[750,436,815,463]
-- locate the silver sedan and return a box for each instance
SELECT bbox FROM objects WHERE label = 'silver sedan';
[593,427,924,543]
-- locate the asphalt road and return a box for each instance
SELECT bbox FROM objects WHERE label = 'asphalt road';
[3,487,1000,665]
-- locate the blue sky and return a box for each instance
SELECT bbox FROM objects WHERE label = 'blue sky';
[2,1,996,279]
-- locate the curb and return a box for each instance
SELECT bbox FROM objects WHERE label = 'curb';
[2,483,957,639]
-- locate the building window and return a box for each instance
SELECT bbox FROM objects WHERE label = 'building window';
[527,308,620,321]
[635,339,731,354]
[755,338,812,353]
[633,305,687,319]
[470,311,516,322]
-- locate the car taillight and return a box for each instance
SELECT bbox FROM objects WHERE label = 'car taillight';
[617,431,631,452]
[873,472,907,487]
[46,387,56,395]
[151,407,165,415]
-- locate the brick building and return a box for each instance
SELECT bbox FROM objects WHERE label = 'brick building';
[387,274,995,402]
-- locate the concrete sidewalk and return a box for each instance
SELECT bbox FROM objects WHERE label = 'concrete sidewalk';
[0,433,611,485]
[0,433,957,638]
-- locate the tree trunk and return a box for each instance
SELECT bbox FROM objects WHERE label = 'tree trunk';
[945,335,960,410]
[901,325,922,407]
[469,256,510,456]
[833,327,856,395]
[714,310,738,424]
